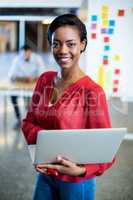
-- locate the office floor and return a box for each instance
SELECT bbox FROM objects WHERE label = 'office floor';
[0,98,133,200]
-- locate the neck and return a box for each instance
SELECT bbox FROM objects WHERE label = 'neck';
[60,66,85,82]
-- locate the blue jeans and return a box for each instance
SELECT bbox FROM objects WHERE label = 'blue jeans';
[33,173,96,200]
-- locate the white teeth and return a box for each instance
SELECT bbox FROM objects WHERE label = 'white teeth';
[59,58,70,62]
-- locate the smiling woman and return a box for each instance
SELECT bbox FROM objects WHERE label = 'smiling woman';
[51,26,85,69]
[22,14,115,200]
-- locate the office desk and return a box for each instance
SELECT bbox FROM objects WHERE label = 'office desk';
[0,80,35,94]
[0,80,35,125]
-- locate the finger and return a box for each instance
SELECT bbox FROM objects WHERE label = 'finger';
[56,157,74,167]
[36,164,48,168]
[36,166,55,176]
[37,165,58,176]
[42,164,60,170]
[36,166,47,174]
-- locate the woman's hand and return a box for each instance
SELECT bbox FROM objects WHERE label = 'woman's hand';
[35,156,86,177]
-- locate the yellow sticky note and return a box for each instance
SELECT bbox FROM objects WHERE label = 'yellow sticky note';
[114,55,121,61]
[98,65,104,88]
[131,8,133,14]
[102,20,109,27]
[101,13,109,20]
[101,5,109,13]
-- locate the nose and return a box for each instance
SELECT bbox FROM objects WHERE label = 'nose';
[59,44,69,54]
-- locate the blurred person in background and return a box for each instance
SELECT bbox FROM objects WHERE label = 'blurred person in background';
[8,44,46,129]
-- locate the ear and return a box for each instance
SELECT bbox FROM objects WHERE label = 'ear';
[80,39,87,53]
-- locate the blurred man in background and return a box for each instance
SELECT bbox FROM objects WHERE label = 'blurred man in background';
[8,44,46,129]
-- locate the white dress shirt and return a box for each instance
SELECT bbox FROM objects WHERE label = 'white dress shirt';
[8,51,46,80]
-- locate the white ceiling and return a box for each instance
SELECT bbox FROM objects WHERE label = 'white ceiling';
[0,0,83,8]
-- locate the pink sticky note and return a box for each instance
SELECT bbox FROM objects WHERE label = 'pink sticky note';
[113,80,119,84]
[91,23,97,29]
[113,87,118,93]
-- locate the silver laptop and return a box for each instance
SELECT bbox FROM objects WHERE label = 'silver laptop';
[28,128,126,165]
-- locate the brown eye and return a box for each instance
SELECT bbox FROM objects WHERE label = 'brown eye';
[52,42,59,48]
[67,43,76,48]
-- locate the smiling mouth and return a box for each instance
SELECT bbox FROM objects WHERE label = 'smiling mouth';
[58,57,71,63]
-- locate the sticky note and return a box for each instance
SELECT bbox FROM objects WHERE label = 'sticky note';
[103,55,108,60]
[113,80,119,84]
[109,20,115,26]
[103,55,109,65]
[98,65,104,88]
[114,55,121,61]
[104,45,110,51]
[101,5,109,13]
[103,59,109,65]
[91,33,97,39]
[118,9,125,16]
[108,28,114,34]
[113,87,118,93]
[91,15,98,21]
[101,28,107,34]
[104,37,110,43]
[114,69,120,74]
[101,13,108,20]
[91,23,97,29]
[102,20,109,27]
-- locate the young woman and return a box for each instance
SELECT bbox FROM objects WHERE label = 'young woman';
[22,14,115,200]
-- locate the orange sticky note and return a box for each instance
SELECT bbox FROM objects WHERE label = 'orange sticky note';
[101,13,109,20]
[103,59,109,65]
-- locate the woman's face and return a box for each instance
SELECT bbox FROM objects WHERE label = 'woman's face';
[51,26,85,70]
